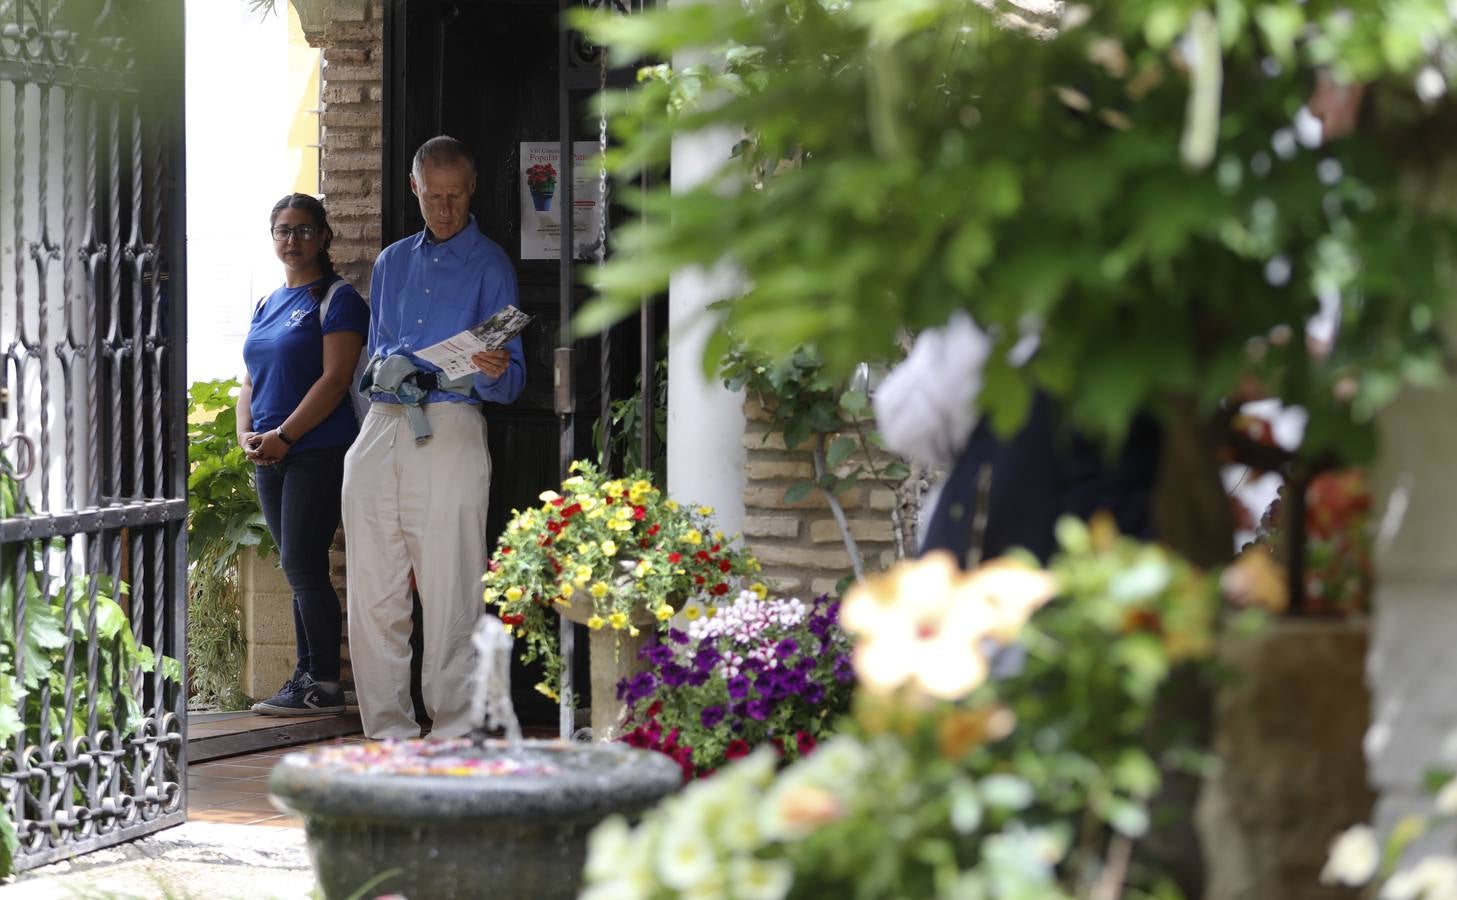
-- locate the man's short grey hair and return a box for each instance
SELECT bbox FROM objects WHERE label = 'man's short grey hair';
[412,136,476,180]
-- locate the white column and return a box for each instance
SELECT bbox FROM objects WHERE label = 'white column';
[666,122,745,537]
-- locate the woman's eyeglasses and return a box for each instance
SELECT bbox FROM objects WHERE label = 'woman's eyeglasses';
[271,224,319,242]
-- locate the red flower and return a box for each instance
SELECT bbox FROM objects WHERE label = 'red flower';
[770,736,785,755]
[539,536,553,547]
[796,731,817,755]
[500,613,525,627]
[604,496,615,505]
[694,551,711,563]
[488,561,499,573]
[551,497,565,507]
[711,544,721,553]
[711,582,729,596]
[694,575,706,586]
[724,739,751,760]
[501,546,512,555]
[668,552,682,564]
[546,519,562,534]
[718,559,732,573]
[647,524,660,536]
[550,559,562,574]
[561,503,582,519]
[639,539,650,549]
[646,700,663,718]
[633,506,647,521]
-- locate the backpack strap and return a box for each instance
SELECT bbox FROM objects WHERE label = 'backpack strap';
[317,276,347,324]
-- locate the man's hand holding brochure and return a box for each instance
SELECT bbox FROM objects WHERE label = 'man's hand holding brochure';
[414,305,533,381]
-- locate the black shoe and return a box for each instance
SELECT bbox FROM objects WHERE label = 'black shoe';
[253,673,345,716]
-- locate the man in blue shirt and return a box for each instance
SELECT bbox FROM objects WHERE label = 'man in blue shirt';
[341,136,526,739]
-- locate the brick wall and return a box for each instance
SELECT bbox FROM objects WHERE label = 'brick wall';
[299,0,384,297]
[739,399,908,599]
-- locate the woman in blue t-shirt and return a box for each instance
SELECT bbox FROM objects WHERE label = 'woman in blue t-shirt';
[238,193,370,716]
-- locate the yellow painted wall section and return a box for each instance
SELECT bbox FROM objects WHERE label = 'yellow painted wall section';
[285,3,321,195]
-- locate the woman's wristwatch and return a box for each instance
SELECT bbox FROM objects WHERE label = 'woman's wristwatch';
[276,428,295,445]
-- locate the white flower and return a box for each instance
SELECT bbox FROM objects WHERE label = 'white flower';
[1382,855,1457,900]
[730,857,793,900]
[1441,729,1457,765]
[655,820,717,890]
[1437,779,1457,817]
[584,816,631,883]
[1321,824,1380,887]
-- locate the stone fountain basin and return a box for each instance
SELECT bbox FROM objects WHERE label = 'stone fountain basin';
[269,738,681,900]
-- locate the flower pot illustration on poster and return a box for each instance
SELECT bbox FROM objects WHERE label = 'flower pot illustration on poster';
[526,162,557,212]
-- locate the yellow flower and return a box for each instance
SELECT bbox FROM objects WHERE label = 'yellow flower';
[587,506,605,520]
[655,603,674,621]
[666,500,680,512]
[606,481,624,499]
[628,625,641,637]
[535,682,560,702]
[751,582,768,600]
[590,582,610,599]
[615,506,632,520]
[749,558,762,573]
[561,583,575,598]
[608,519,633,532]
[697,505,714,516]
[684,605,701,621]
[629,480,652,502]
[683,530,703,546]
[713,531,724,542]
[587,615,605,630]
[563,474,585,487]
[608,611,628,630]
[568,460,582,473]
[504,586,523,603]
[635,560,653,579]
[575,565,593,585]
[539,490,561,503]
[579,496,597,512]
[601,540,618,557]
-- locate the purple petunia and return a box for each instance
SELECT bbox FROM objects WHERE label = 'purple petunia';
[728,675,751,699]
[694,646,721,674]
[783,670,809,696]
[687,670,710,688]
[669,628,690,645]
[661,663,689,688]
[803,682,825,705]
[796,655,817,673]
[626,671,657,703]
[745,698,772,721]
[775,638,799,659]
[645,645,675,666]
[700,705,726,729]
[832,655,854,684]
[743,657,767,675]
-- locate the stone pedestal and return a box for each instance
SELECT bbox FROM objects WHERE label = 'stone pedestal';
[239,548,297,700]
[1197,619,1374,900]
[556,597,659,741]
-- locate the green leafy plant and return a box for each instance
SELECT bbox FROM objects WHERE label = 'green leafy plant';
[594,359,668,485]
[0,465,180,876]
[723,345,913,578]
[581,519,1232,898]
[186,379,273,709]
[575,0,1457,569]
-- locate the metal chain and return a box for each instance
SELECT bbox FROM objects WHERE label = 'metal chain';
[596,35,612,470]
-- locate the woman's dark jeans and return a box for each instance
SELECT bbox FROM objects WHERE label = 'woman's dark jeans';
[255,446,345,682]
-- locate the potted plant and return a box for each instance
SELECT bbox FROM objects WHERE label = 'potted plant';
[483,460,761,738]
[525,162,557,212]
[617,590,854,779]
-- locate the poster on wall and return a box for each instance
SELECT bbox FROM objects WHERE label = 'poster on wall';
[520,142,603,261]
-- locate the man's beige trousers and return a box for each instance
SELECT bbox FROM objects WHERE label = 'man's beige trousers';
[342,402,489,739]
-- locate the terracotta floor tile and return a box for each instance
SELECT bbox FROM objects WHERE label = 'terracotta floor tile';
[186,773,250,788]
[189,763,275,778]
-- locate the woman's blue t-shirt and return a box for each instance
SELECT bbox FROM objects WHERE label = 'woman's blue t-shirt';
[243,279,370,453]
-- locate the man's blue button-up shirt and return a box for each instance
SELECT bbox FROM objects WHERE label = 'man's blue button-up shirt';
[367,216,527,406]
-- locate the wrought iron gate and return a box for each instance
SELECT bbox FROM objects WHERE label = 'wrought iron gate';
[0,0,188,871]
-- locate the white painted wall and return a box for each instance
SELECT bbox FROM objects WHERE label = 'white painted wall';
[184,1,304,386]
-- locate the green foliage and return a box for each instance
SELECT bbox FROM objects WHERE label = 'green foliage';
[594,359,669,485]
[576,0,1457,468]
[186,379,270,709]
[580,522,1222,898]
[0,464,178,877]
